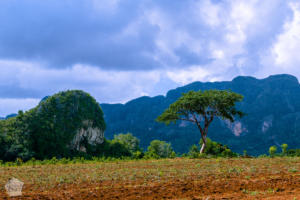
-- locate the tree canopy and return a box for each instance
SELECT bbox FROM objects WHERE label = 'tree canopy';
[112,133,141,153]
[145,140,175,159]
[157,90,244,153]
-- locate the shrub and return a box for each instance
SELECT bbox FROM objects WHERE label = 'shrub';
[281,144,288,155]
[15,158,23,166]
[132,151,143,159]
[93,139,131,158]
[269,146,277,157]
[286,149,300,157]
[145,140,175,159]
[188,145,200,158]
[112,133,141,153]
[243,150,248,157]
[199,138,238,157]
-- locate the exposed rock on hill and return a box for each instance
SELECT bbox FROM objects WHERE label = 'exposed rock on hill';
[71,120,104,152]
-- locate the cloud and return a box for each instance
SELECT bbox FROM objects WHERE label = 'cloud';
[271,2,300,68]
[0,61,178,111]
[0,0,290,72]
[259,1,300,77]
[0,0,300,115]
[0,0,161,70]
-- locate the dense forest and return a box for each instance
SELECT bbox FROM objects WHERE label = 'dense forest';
[101,74,300,155]
[0,90,249,162]
[1,74,300,161]
[0,90,106,161]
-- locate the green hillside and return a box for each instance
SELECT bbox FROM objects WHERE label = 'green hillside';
[101,74,300,155]
[0,90,106,161]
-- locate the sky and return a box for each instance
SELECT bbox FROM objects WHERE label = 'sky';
[1,0,300,116]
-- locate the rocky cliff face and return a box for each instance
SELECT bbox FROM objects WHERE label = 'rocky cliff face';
[71,120,104,152]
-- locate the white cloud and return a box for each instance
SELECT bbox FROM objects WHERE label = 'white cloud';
[166,66,219,85]
[196,0,222,27]
[272,2,300,67]
[0,0,299,115]
[0,60,165,115]
[258,2,300,77]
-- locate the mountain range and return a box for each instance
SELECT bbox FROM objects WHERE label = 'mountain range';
[101,74,300,155]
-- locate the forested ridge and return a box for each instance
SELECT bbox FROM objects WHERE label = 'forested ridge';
[101,74,300,155]
[1,74,300,158]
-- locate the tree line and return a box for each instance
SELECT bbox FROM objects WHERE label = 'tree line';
[0,89,299,164]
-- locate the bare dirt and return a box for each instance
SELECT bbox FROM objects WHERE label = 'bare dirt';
[0,158,299,199]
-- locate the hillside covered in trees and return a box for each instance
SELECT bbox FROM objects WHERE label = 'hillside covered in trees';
[0,90,106,161]
[101,74,300,155]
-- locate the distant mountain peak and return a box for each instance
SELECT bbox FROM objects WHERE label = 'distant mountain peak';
[265,74,299,84]
[232,76,258,82]
[101,73,300,155]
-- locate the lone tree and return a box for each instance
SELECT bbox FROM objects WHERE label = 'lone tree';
[157,90,244,154]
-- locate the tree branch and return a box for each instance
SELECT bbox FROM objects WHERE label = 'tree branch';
[178,117,195,123]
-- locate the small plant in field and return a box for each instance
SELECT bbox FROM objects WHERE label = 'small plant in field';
[242,189,248,194]
[250,191,258,196]
[15,158,23,166]
[228,167,241,174]
[269,146,277,157]
[49,157,58,164]
[288,168,298,173]
[267,188,274,194]
[243,150,247,157]
[250,166,257,173]
[281,143,288,155]
[159,171,164,177]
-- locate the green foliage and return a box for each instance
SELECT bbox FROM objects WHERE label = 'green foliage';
[27,90,106,159]
[199,138,237,157]
[188,138,238,158]
[157,90,244,153]
[286,149,300,157]
[145,140,175,159]
[281,143,288,155]
[157,90,244,125]
[93,139,131,158]
[112,133,141,153]
[93,134,142,159]
[102,75,300,156]
[0,113,33,161]
[132,151,144,159]
[188,144,200,158]
[269,146,277,157]
[0,90,106,161]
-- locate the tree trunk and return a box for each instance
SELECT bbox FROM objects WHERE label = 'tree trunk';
[200,136,206,154]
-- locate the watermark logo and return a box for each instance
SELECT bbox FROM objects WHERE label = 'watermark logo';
[5,178,24,197]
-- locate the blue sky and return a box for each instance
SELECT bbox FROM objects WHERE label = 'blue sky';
[1,0,300,116]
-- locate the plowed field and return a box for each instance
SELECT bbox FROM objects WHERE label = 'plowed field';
[1,158,299,199]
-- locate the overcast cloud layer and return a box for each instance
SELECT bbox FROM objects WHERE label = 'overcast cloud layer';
[1,0,300,116]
